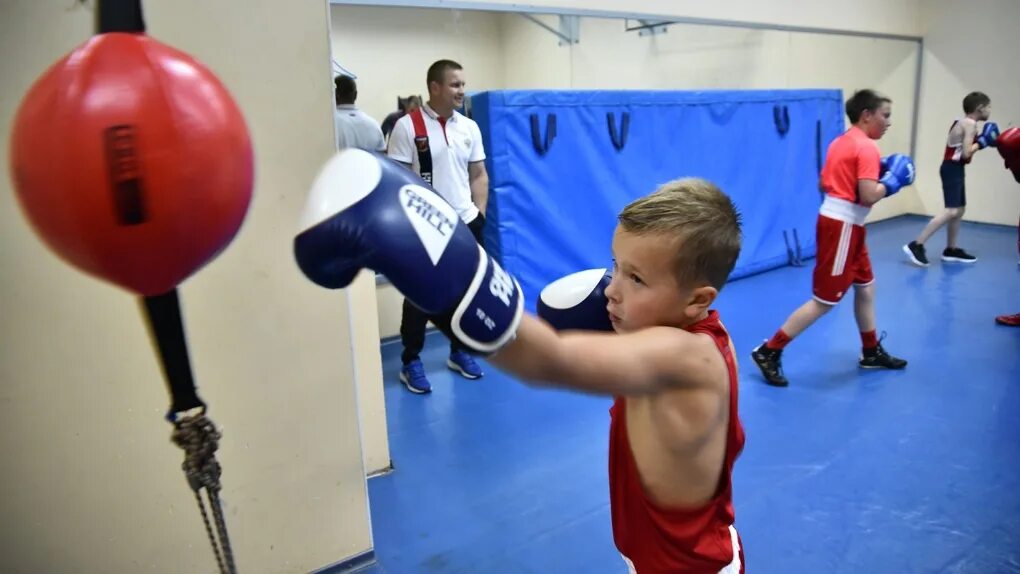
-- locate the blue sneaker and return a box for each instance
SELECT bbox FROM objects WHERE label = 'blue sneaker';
[399,359,431,394]
[447,350,483,380]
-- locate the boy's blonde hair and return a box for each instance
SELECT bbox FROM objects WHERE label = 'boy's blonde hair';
[618,178,742,290]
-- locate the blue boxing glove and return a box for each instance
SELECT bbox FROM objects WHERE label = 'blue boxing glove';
[879,153,915,197]
[976,121,1000,149]
[537,268,614,332]
[294,149,523,355]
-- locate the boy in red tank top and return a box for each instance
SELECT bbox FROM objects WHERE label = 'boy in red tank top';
[903,92,999,266]
[489,179,747,573]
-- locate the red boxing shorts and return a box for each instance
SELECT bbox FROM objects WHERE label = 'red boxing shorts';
[812,213,874,305]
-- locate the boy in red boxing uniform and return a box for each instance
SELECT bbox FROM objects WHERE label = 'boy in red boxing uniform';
[751,89,914,387]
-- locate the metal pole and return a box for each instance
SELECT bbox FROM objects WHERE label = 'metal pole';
[909,39,925,160]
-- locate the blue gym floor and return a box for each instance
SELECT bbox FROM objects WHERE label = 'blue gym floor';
[362,215,1020,574]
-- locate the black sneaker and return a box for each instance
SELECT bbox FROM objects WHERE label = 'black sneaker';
[859,339,907,370]
[941,247,977,263]
[902,241,929,267]
[751,342,789,387]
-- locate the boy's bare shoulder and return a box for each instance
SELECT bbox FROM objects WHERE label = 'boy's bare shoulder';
[648,328,729,393]
[646,331,730,443]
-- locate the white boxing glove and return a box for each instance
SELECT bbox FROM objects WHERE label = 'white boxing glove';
[537,268,613,332]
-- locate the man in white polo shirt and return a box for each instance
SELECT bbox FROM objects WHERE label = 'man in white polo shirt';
[334,75,385,152]
[387,59,489,394]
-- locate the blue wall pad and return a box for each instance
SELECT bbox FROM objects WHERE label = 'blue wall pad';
[469,89,845,311]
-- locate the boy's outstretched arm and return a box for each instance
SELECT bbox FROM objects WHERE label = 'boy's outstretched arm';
[489,314,727,396]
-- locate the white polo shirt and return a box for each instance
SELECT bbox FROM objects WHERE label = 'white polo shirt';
[334,104,385,152]
[387,103,485,223]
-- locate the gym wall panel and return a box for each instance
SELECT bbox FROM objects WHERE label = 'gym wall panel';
[0,1,373,572]
[567,22,791,91]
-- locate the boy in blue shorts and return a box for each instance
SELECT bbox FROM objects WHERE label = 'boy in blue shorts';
[903,92,1000,266]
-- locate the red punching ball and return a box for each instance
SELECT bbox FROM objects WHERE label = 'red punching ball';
[8,32,254,296]
[998,127,1020,183]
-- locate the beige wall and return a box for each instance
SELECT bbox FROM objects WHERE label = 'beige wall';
[502,14,922,222]
[914,0,1020,226]
[0,1,372,572]
[330,5,505,127]
[336,0,922,37]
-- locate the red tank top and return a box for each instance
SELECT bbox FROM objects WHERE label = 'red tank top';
[608,310,745,573]
[943,120,971,164]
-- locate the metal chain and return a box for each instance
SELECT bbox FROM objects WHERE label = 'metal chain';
[192,489,228,574]
[171,411,237,574]
[209,488,237,572]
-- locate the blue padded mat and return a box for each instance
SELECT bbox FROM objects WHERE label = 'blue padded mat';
[469,89,845,310]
